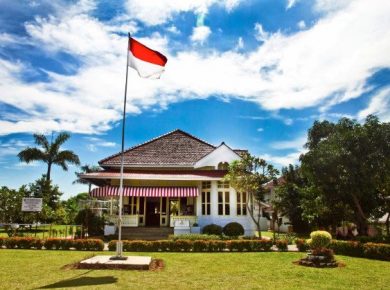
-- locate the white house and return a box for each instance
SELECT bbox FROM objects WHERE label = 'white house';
[81,129,270,237]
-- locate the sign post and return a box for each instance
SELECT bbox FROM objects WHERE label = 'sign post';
[22,198,43,212]
[22,198,43,236]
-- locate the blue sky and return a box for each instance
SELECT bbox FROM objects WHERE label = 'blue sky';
[0,0,389,199]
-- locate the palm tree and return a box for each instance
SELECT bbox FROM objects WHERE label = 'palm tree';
[18,132,80,181]
[73,164,100,195]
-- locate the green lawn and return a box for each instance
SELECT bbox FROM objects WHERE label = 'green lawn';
[1,250,389,289]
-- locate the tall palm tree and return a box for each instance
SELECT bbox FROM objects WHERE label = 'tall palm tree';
[73,164,100,195]
[18,132,80,181]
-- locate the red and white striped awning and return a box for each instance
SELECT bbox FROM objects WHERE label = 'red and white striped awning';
[91,186,199,198]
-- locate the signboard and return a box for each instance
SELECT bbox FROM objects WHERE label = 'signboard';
[21,198,43,212]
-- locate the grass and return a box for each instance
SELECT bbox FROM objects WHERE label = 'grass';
[0,250,389,289]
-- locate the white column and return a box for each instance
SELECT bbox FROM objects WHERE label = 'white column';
[196,182,202,216]
[210,180,218,218]
[230,187,237,216]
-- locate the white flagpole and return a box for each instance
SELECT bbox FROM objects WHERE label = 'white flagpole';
[113,32,131,259]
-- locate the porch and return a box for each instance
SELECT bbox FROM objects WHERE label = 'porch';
[91,185,199,229]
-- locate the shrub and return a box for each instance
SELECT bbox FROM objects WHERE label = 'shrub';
[0,237,5,248]
[275,239,288,251]
[295,239,309,252]
[173,240,192,251]
[363,243,390,261]
[311,247,335,261]
[309,231,332,249]
[193,240,208,252]
[75,208,105,236]
[170,234,221,241]
[202,224,223,235]
[329,240,364,257]
[223,222,244,237]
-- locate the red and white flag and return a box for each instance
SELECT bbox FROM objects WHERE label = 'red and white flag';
[128,37,168,79]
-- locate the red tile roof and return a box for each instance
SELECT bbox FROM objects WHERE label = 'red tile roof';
[100,129,217,168]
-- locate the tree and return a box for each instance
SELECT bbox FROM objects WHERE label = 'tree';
[0,186,27,223]
[300,115,390,235]
[225,153,279,238]
[63,192,89,224]
[272,165,310,233]
[73,164,100,195]
[18,132,80,181]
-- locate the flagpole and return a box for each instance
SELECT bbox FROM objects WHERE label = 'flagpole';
[113,32,131,260]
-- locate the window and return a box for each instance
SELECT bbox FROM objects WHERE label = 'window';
[201,191,211,215]
[217,181,229,189]
[218,191,230,215]
[202,181,211,189]
[217,162,229,170]
[237,192,247,215]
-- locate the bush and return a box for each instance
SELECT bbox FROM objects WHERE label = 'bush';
[223,222,244,237]
[193,240,209,252]
[329,240,364,257]
[295,239,309,252]
[309,231,332,249]
[75,208,104,236]
[0,237,5,248]
[202,224,223,235]
[170,234,221,241]
[311,247,335,261]
[363,243,390,261]
[275,239,288,251]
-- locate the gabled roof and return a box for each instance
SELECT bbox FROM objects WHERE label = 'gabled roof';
[99,129,217,168]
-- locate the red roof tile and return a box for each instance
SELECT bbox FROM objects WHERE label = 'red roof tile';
[100,129,217,168]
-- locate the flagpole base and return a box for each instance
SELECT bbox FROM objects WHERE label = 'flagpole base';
[110,241,127,260]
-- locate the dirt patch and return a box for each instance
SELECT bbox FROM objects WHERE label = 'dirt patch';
[293,259,346,268]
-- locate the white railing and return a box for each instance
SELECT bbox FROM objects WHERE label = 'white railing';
[170,215,198,227]
[108,215,138,227]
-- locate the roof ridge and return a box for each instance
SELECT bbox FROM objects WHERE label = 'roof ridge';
[99,129,216,165]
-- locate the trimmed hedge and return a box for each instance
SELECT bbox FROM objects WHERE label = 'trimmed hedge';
[0,237,104,251]
[223,222,244,237]
[275,239,288,252]
[295,238,310,252]
[202,224,223,235]
[329,240,390,261]
[308,231,332,249]
[108,239,273,252]
[169,234,222,241]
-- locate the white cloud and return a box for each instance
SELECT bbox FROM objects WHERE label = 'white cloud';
[0,0,390,135]
[254,23,269,42]
[297,20,306,29]
[124,0,242,26]
[358,87,390,122]
[286,0,300,10]
[262,151,303,167]
[257,128,264,132]
[190,25,211,44]
[235,37,244,50]
[314,0,352,13]
[270,135,307,150]
[166,25,180,34]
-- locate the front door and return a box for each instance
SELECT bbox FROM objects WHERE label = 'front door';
[146,198,160,227]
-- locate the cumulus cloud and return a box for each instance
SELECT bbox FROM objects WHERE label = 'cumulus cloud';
[286,0,300,10]
[297,20,306,29]
[190,26,211,44]
[124,0,242,26]
[358,87,390,122]
[0,0,389,135]
[254,23,269,42]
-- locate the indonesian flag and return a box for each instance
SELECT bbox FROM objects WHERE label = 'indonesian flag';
[128,37,168,79]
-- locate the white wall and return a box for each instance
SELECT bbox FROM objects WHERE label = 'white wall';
[196,181,266,236]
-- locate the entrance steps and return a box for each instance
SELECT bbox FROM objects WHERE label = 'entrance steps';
[121,227,174,240]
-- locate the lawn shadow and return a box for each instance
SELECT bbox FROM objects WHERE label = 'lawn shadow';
[38,276,117,289]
